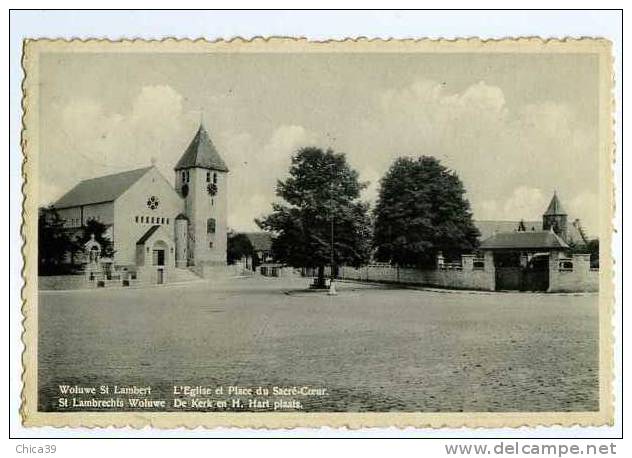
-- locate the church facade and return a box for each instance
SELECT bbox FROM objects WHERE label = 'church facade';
[52,124,228,283]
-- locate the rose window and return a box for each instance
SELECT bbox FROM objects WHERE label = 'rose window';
[146,195,160,210]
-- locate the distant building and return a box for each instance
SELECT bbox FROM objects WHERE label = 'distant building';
[235,232,273,271]
[477,192,598,292]
[474,191,589,247]
[50,124,229,284]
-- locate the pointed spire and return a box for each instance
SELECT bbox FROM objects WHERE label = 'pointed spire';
[544,191,566,216]
[174,123,229,172]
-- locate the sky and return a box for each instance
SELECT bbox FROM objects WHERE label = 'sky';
[37,51,602,235]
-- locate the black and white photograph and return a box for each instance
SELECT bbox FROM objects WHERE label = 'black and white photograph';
[19,36,614,430]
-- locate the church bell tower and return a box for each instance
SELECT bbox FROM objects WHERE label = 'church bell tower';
[174,124,229,268]
[542,191,568,242]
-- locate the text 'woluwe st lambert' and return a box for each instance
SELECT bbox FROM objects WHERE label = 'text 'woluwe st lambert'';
[58,384,152,396]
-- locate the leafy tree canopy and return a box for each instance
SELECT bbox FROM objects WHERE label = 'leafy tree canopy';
[256,147,372,282]
[38,206,75,274]
[373,156,480,267]
[227,231,255,266]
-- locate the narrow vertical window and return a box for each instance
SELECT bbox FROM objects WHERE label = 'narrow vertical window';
[213,172,217,184]
[135,216,139,223]
[166,218,170,224]
[207,218,216,234]
[181,171,185,182]
[186,170,190,182]
[206,171,211,183]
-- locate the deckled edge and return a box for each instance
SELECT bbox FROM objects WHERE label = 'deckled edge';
[19,36,616,431]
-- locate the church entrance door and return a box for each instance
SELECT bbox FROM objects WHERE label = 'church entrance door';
[152,249,165,266]
[152,246,166,285]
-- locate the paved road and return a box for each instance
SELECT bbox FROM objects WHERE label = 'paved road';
[38,276,599,412]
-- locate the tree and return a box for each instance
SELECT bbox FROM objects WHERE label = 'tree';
[257,147,372,287]
[78,218,115,259]
[38,206,75,275]
[227,231,255,266]
[373,156,480,267]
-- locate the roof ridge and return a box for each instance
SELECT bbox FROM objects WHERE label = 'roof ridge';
[81,166,153,182]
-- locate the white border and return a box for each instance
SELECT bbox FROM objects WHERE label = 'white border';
[7,7,623,440]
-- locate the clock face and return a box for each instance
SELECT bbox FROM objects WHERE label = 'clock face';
[207,183,218,196]
[146,195,160,210]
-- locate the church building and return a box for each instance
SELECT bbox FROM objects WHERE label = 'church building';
[52,124,229,284]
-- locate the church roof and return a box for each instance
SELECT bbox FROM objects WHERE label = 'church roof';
[175,124,229,172]
[54,166,152,209]
[480,230,569,250]
[242,232,273,252]
[543,192,567,216]
[474,220,585,245]
[475,220,541,241]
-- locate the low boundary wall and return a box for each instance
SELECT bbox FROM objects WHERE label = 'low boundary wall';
[338,253,495,291]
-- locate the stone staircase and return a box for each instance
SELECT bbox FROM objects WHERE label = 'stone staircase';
[171,268,203,284]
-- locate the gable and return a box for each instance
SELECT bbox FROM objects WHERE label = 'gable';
[115,167,183,217]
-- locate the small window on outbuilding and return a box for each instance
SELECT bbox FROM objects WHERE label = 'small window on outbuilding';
[559,260,574,271]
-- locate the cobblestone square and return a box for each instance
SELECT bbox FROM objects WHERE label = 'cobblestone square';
[38,277,599,412]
